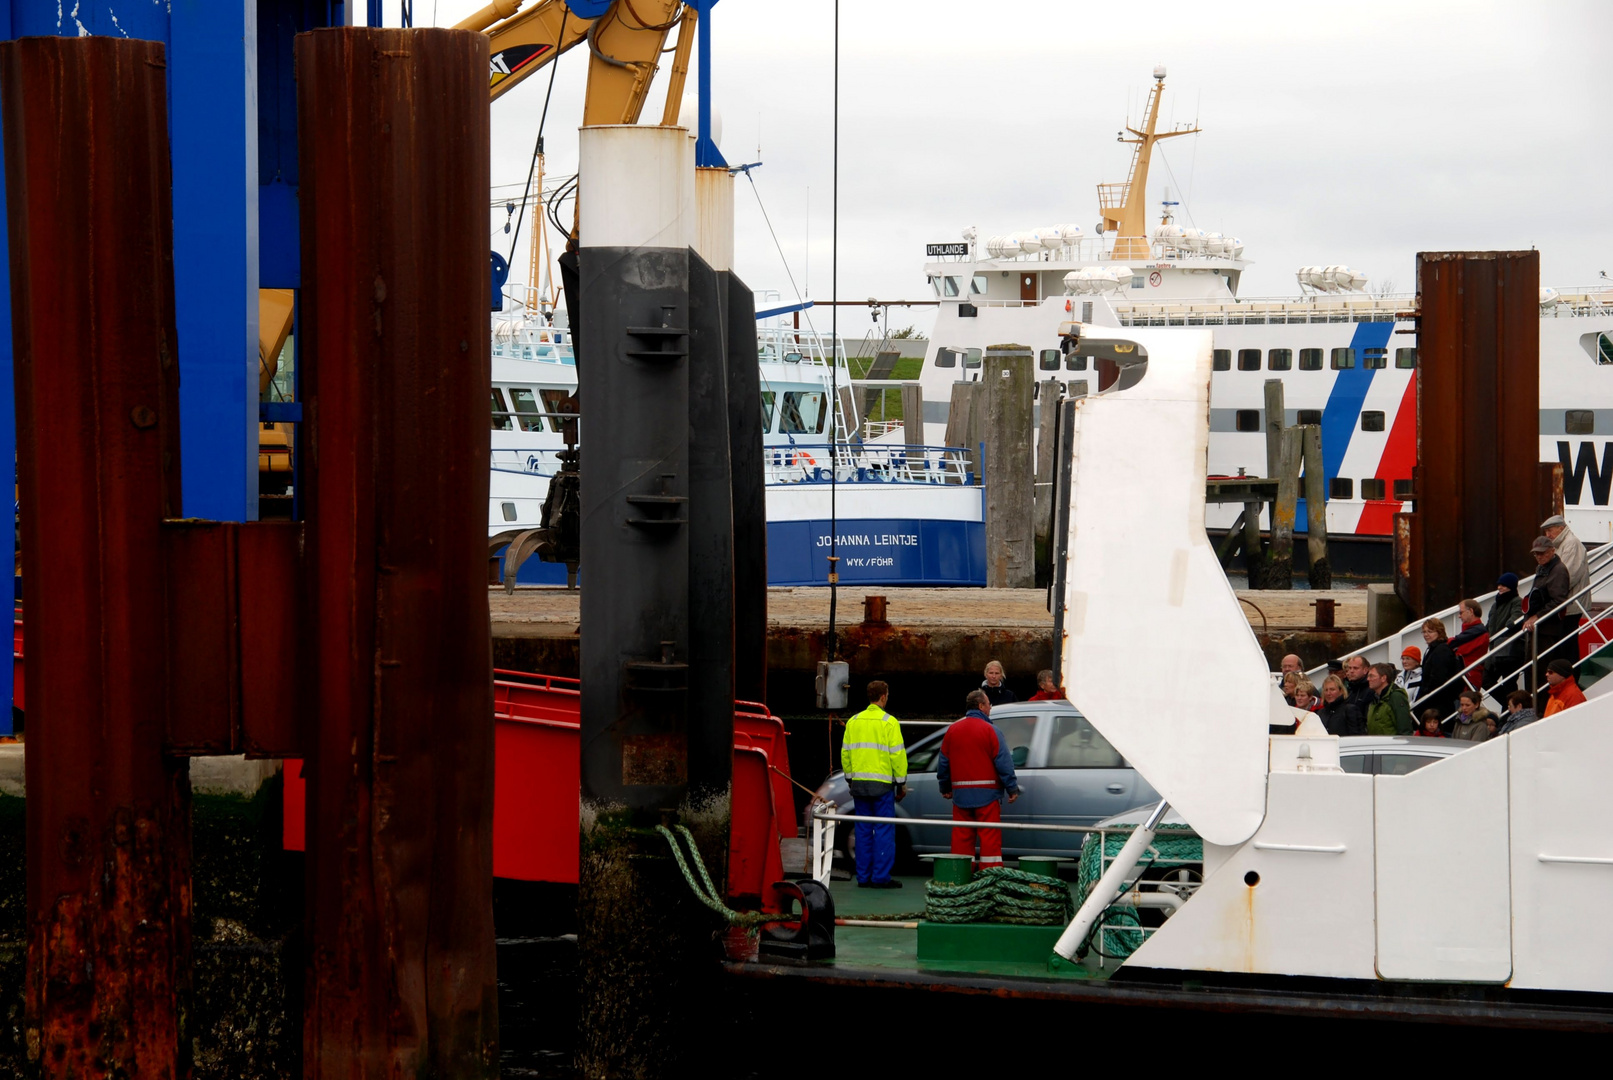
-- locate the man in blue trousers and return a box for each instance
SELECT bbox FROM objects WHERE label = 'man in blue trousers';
[840,680,908,888]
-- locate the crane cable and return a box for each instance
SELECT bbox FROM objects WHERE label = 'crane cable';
[506,7,570,273]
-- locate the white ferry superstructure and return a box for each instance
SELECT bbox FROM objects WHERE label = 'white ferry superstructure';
[910,66,1613,565]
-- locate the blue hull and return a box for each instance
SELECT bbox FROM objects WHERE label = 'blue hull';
[765,518,987,587]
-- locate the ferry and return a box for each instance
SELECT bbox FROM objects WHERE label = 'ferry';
[488,304,986,586]
[908,66,1613,571]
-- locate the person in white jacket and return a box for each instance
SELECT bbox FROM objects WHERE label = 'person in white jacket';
[1541,514,1589,596]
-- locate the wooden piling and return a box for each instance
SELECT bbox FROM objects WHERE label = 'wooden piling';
[944,381,983,481]
[1268,427,1303,589]
[1033,379,1062,587]
[902,382,924,447]
[1302,424,1331,588]
[1264,379,1285,482]
[983,346,1036,588]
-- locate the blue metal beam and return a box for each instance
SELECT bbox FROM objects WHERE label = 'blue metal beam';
[687,0,726,168]
[756,300,814,320]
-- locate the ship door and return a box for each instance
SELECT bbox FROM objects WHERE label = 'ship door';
[1020,272,1038,304]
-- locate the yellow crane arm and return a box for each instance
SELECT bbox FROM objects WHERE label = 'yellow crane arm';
[463,0,688,125]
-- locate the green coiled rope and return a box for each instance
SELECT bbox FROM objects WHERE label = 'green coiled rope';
[655,824,781,928]
[924,866,1075,925]
[1074,828,1203,957]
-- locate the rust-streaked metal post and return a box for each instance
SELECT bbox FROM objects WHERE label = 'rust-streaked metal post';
[1,37,191,1077]
[297,28,497,1075]
[1413,252,1540,610]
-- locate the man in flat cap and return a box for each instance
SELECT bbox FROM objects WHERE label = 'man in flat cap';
[1540,514,1589,596]
[1524,534,1575,700]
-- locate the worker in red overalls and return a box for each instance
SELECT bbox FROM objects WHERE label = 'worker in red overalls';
[936,689,1020,870]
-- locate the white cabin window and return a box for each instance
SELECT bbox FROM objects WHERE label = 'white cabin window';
[1361,478,1386,501]
[1065,354,1088,372]
[1130,276,1143,288]
[1363,347,1387,370]
[1597,334,1613,366]
[1396,348,1418,369]
[1567,410,1594,435]
[490,389,514,431]
[1330,477,1354,500]
[963,348,982,369]
[927,275,941,297]
[1237,349,1261,372]
[507,388,545,432]
[942,277,961,298]
[780,391,826,434]
[1212,350,1231,371]
[761,391,777,432]
[540,389,572,428]
[1039,349,1061,371]
[1361,411,1385,432]
[971,274,989,295]
[1235,410,1260,432]
[934,348,958,369]
[1268,349,1292,371]
[1299,349,1323,371]
[501,502,518,522]
[1331,347,1356,370]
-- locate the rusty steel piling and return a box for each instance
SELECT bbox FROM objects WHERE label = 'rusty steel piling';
[296,27,498,1075]
[2,36,192,1077]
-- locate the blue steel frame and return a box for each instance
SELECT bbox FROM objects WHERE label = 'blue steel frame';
[0,1,347,732]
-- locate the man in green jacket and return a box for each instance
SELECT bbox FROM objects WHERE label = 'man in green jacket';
[841,681,908,888]
[1365,662,1415,736]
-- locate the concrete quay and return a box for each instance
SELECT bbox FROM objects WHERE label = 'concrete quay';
[490,585,1371,714]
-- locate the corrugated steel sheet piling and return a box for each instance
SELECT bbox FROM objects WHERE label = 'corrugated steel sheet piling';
[576,125,727,1077]
[296,28,498,1074]
[1,37,192,1077]
[1399,252,1541,614]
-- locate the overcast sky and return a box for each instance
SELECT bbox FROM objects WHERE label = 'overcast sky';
[418,0,1613,333]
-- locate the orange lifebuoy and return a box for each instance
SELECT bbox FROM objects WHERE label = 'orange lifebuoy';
[797,451,817,468]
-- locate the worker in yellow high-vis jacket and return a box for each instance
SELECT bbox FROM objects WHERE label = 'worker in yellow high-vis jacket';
[840,680,908,888]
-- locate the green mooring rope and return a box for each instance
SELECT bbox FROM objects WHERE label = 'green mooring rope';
[655,824,780,929]
[924,866,1075,926]
[1074,828,1203,958]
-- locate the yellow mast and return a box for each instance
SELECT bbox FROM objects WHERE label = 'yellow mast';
[1097,67,1198,261]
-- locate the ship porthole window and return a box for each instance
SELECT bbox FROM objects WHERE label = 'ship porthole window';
[1039,349,1061,371]
[1267,349,1292,371]
[1234,410,1260,432]
[1212,349,1231,371]
[1361,478,1386,501]
[1331,347,1356,370]
[1567,410,1595,435]
[1361,411,1385,432]
[1396,347,1418,369]
[1298,409,1322,426]
[1237,349,1261,371]
[1330,477,1354,500]
[501,502,518,522]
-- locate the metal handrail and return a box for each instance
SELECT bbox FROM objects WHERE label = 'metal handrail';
[1421,555,1613,723]
[812,809,1197,837]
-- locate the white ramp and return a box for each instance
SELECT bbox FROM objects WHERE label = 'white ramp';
[1059,328,1281,846]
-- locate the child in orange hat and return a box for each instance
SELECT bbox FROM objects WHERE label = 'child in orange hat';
[1395,645,1423,702]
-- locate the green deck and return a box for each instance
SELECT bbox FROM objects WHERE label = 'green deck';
[826,874,1106,981]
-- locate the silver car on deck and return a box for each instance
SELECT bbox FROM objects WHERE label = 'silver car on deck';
[807,701,1162,861]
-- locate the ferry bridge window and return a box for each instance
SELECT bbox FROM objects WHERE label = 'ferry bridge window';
[1361,411,1385,432]
[1213,349,1231,371]
[1393,479,1414,500]
[1237,349,1261,371]
[540,389,572,426]
[1330,477,1354,500]
[1039,349,1062,371]
[927,275,941,297]
[1566,410,1594,435]
[760,391,776,432]
[1363,347,1387,370]
[1331,348,1356,370]
[1299,349,1323,371]
[1298,409,1322,426]
[780,391,827,435]
[1268,349,1292,371]
[490,388,514,431]
[1361,478,1386,501]
[964,348,983,369]
[1599,333,1613,365]
[1065,354,1088,371]
[971,274,989,295]
[507,387,545,432]
[943,277,961,298]
[934,348,959,368]
[1396,348,1418,369]
[1235,410,1261,432]
[1047,714,1123,769]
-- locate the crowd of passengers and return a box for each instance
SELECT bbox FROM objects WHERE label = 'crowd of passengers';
[1273,516,1592,743]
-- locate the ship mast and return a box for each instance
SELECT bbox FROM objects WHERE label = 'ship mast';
[1098,66,1198,261]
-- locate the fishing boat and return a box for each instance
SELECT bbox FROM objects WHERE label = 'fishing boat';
[489,303,986,586]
